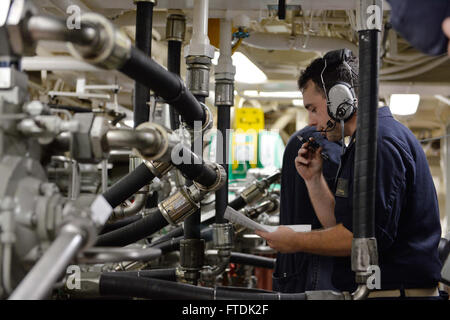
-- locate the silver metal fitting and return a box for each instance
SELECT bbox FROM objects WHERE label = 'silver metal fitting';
[67,13,131,69]
[193,161,226,192]
[166,14,186,42]
[212,223,233,250]
[351,237,379,284]
[240,183,266,206]
[157,187,199,225]
[134,122,179,162]
[143,160,173,178]
[4,0,39,56]
[185,56,211,97]
[90,116,110,160]
[214,79,234,106]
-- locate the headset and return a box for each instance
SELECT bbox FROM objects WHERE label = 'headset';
[320,48,357,123]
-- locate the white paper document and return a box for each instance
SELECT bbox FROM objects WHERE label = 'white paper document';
[224,206,311,233]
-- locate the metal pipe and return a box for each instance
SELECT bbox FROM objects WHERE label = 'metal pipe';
[9,225,85,300]
[27,15,98,46]
[101,159,108,193]
[133,1,155,128]
[243,33,358,55]
[106,129,163,157]
[111,192,148,221]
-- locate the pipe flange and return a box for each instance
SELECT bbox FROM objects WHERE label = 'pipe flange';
[67,13,131,69]
[166,14,186,42]
[133,122,169,161]
[193,162,226,192]
[212,223,234,250]
[143,160,173,178]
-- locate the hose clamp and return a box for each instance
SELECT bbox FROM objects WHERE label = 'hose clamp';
[157,187,199,225]
[143,160,173,178]
[193,162,226,192]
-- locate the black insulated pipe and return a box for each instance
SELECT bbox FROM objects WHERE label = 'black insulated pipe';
[118,47,205,128]
[278,0,286,20]
[95,207,167,247]
[133,1,154,128]
[353,29,379,239]
[99,274,307,300]
[215,106,230,223]
[230,252,275,269]
[100,274,214,300]
[167,40,182,130]
[102,163,155,208]
[174,145,217,187]
[100,214,142,234]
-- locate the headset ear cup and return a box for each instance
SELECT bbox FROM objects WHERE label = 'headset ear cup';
[327,82,356,122]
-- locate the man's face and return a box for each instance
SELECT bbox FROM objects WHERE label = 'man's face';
[302,80,342,141]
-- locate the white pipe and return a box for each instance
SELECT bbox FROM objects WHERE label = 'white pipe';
[185,0,214,58]
[242,32,358,54]
[22,56,101,72]
[192,0,208,44]
[215,19,234,76]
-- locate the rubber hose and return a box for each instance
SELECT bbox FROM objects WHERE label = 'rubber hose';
[133,1,154,127]
[230,252,275,269]
[102,163,155,208]
[118,47,205,128]
[95,207,167,247]
[215,106,231,223]
[99,273,214,299]
[167,40,182,130]
[100,214,143,234]
[99,274,307,300]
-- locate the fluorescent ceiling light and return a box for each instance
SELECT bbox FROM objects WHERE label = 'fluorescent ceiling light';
[242,90,302,99]
[292,99,303,106]
[390,94,420,115]
[213,51,267,84]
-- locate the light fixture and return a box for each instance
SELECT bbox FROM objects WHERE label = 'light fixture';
[212,51,267,84]
[242,90,302,99]
[390,94,420,115]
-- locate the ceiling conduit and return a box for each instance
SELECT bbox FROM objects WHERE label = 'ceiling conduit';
[243,32,358,54]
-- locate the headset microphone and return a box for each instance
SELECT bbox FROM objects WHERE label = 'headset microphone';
[316,120,336,133]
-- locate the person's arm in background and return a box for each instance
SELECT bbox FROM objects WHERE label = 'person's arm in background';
[255,224,352,256]
[443,17,450,55]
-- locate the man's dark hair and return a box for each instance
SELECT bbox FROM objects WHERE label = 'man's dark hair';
[298,50,359,97]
